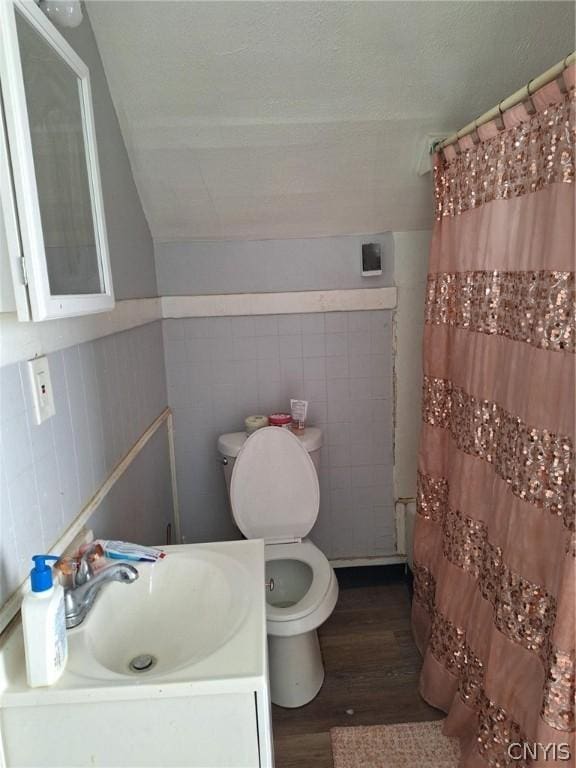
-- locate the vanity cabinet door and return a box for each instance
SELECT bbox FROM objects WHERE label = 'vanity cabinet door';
[1,692,262,767]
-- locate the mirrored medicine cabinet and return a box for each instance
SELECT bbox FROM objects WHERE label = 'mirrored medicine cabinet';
[0,0,113,321]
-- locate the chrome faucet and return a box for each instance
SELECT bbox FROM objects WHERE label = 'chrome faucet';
[62,547,139,629]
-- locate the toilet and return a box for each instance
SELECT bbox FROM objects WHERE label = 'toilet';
[217,426,339,708]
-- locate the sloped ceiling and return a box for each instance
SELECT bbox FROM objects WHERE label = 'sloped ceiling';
[87,1,574,241]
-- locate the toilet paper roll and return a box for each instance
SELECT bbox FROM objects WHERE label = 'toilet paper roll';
[245,415,269,434]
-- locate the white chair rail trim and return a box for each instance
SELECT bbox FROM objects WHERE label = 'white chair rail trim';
[161,287,396,318]
[0,297,162,367]
[0,287,397,367]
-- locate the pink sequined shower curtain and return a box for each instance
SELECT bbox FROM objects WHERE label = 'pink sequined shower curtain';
[412,66,575,767]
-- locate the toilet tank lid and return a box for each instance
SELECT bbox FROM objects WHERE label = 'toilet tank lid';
[218,426,322,458]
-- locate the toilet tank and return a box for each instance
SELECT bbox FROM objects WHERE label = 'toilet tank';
[217,427,322,498]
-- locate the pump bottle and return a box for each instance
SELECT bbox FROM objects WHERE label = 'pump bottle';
[21,555,68,687]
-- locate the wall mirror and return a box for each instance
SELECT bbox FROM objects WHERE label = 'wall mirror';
[0,0,114,321]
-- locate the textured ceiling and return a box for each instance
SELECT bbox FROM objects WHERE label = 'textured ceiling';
[87,1,575,241]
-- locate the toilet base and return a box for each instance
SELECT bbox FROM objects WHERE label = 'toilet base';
[268,630,325,708]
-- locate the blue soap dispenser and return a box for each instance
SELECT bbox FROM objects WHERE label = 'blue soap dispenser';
[21,555,68,687]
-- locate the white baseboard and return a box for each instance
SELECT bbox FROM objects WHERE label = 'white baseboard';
[330,554,407,568]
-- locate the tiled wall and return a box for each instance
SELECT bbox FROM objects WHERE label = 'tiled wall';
[163,310,395,559]
[0,322,168,605]
[0,0,162,613]
[90,421,173,546]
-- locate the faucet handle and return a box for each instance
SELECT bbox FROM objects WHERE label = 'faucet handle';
[54,556,80,590]
[54,555,91,589]
[75,555,94,586]
[75,542,104,585]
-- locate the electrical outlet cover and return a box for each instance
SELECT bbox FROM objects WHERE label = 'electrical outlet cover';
[27,356,56,425]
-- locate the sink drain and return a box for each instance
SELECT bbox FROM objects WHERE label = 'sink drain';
[129,654,157,673]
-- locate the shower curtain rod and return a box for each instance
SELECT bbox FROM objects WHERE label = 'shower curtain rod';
[436,50,575,151]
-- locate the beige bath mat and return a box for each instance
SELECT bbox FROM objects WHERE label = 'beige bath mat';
[331,720,460,768]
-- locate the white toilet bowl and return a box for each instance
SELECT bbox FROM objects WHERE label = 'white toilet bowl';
[265,539,338,707]
[218,426,338,708]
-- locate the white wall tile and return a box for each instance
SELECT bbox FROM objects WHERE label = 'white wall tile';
[256,336,280,360]
[303,357,326,381]
[277,315,302,335]
[232,336,258,361]
[327,398,351,423]
[8,466,43,576]
[307,401,327,426]
[63,346,94,506]
[326,356,349,380]
[300,314,325,334]
[349,353,371,378]
[0,322,168,600]
[231,317,256,337]
[1,412,33,484]
[258,357,281,382]
[303,379,327,403]
[0,364,26,420]
[347,311,372,333]
[326,378,350,403]
[280,334,303,359]
[348,331,372,356]
[164,311,394,559]
[253,316,278,336]
[325,313,347,333]
[302,334,326,358]
[0,471,20,603]
[349,377,372,401]
[325,333,348,357]
[34,453,65,548]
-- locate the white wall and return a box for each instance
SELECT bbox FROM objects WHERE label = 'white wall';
[160,230,431,557]
[0,323,169,606]
[155,232,394,295]
[164,310,395,559]
[393,231,430,499]
[58,12,157,300]
[0,8,168,613]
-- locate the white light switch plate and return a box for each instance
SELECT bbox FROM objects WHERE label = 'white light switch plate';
[27,356,56,425]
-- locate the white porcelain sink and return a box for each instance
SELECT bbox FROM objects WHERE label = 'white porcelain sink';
[66,547,252,680]
[0,541,272,768]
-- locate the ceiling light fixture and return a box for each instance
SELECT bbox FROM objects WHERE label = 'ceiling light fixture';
[39,0,83,29]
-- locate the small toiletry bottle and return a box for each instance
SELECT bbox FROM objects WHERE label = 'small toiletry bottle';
[268,413,292,429]
[290,399,308,434]
[22,555,68,687]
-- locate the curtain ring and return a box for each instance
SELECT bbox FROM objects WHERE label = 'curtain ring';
[524,94,537,116]
[556,73,568,94]
[494,103,505,132]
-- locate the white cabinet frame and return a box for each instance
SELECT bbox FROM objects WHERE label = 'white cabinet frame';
[0,0,114,321]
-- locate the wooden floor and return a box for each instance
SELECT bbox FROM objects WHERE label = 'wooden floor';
[272,566,443,768]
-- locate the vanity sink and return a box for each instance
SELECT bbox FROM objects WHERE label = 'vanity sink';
[0,540,272,768]
[67,547,251,680]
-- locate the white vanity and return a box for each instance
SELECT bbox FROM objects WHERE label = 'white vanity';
[0,540,273,767]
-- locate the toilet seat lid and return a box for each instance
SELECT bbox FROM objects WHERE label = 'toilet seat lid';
[230,427,320,541]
